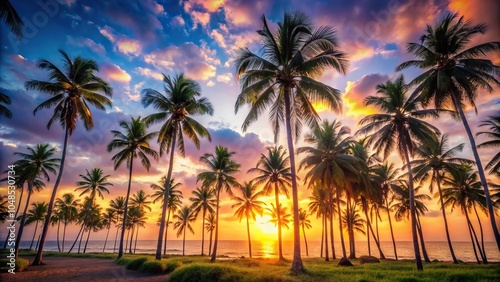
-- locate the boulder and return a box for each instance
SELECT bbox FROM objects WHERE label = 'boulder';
[359,256,380,264]
[338,257,353,266]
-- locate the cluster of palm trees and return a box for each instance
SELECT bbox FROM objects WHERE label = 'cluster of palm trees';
[1,7,499,272]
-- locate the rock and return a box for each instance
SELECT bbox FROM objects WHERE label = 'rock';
[338,257,353,266]
[359,256,380,264]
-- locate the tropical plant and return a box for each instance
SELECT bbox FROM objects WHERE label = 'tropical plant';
[107,117,158,259]
[26,50,112,265]
[298,208,312,256]
[131,190,152,212]
[25,202,48,250]
[173,205,196,256]
[198,145,240,262]
[54,193,80,252]
[308,184,330,260]
[127,205,147,254]
[477,114,500,176]
[81,201,102,253]
[0,0,23,39]
[190,186,216,255]
[102,209,116,252]
[109,196,125,253]
[205,212,216,256]
[397,13,500,249]
[0,195,9,222]
[0,93,12,118]
[267,203,292,230]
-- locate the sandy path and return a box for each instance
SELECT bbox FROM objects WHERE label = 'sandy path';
[0,257,168,282]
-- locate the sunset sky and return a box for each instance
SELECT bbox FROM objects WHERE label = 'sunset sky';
[0,0,499,245]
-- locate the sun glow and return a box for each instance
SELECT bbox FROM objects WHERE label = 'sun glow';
[255,215,277,236]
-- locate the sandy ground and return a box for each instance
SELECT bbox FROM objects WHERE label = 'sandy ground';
[0,257,168,282]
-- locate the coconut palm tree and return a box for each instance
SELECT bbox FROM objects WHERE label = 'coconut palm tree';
[107,117,158,259]
[298,208,312,256]
[68,168,112,253]
[13,144,59,257]
[249,146,292,260]
[55,193,80,252]
[198,146,240,262]
[0,93,12,118]
[341,206,366,253]
[0,0,23,39]
[173,205,196,256]
[231,181,265,258]
[235,11,349,272]
[397,13,500,249]
[205,212,216,256]
[26,50,112,265]
[141,73,213,260]
[308,184,330,260]
[356,75,439,270]
[25,202,48,250]
[102,209,116,252]
[267,203,292,230]
[109,196,125,253]
[131,190,152,212]
[0,195,9,222]
[190,186,216,255]
[477,114,500,176]
[82,202,103,253]
[151,177,183,255]
[127,205,147,254]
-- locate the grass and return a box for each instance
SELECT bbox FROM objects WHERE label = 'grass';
[0,258,30,272]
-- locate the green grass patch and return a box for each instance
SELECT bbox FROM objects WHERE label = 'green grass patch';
[167,264,244,282]
[125,256,149,270]
[0,258,29,273]
[138,260,164,274]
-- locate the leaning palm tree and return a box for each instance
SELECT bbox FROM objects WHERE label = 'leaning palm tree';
[477,114,500,176]
[205,212,216,256]
[234,11,349,272]
[356,75,440,270]
[55,193,80,252]
[25,202,48,250]
[26,50,112,265]
[107,117,158,259]
[298,208,312,256]
[13,144,59,257]
[397,13,500,249]
[0,0,23,39]
[141,73,213,260]
[249,146,292,260]
[190,186,216,255]
[109,196,125,253]
[0,93,12,118]
[231,181,265,258]
[102,209,116,252]
[198,146,240,262]
[173,205,196,256]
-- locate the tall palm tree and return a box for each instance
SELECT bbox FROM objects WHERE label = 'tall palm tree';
[0,0,23,39]
[173,205,196,256]
[205,212,216,256]
[298,208,312,256]
[13,144,59,257]
[234,11,349,272]
[198,145,240,262]
[131,190,152,212]
[82,202,103,253]
[477,114,500,176]
[249,146,291,260]
[107,117,158,259]
[411,134,473,263]
[141,73,213,260]
[356,75,440,270]
[341,206,366,251]
[190,186,216,255]
[397,13,500,249]
[0,195,9,222]
[68,168,112,253]
[55,193,80,252]
[308,184,330,260]
[231,181,265,258]
[25,202,48,250]
[0,93,12,118]
[102,209,116,252]
[109,196,125,253]
[127,205,147,254]
[26,50,112,265]
[267,203,292,230]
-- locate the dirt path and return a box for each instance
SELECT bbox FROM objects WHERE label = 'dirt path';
[0,257,168,282]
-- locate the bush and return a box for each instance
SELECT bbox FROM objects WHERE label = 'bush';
[116,257,132,265]
[0,258,30,273]
[125,257,148,270]
[165,261,182,273]
[167,264,244,282]
[138,260,164,274]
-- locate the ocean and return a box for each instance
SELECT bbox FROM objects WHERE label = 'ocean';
[15,239,500,262]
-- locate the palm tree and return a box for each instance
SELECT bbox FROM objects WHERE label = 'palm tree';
[131,190,152,212]
[54,193,80,252]
[190,186,216,255]
[412,134,473,263]
[298,208,312,256]
[198,145,240,262]
[234,11,349,272]
[356,75,439,270]
[82,203,103,253]
[141,73,213,260]
[109,196,125,253]
[477,114,500,176]
[13,144,59,257]
[151,177,183,255]
[249,146,292,260]
[25,202,48,250]
[102,209,116,252]
[267,203,292,230]
[231,181,265,258]
[341,206,366,251]
[0,93,12,118]
[173,205,196,256]
[0,195,9,222]
[68,168,112,253]
[26,50,112,265]
[127,205,147,253]
[397,13,500,249]
[0,0,23,39]
[107,117,158,259]
[308,184,330,260]
[205,213,216,256]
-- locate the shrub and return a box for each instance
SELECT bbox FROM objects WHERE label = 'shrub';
[167,264,244,282]
[138,260,164,274]
[165,261,182,273]
[0,258,30,273]
[116,257,132,265]
[125,257,148,270]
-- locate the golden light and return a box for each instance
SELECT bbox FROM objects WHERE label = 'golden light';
[312,101,330,113]
[255,215,277,236]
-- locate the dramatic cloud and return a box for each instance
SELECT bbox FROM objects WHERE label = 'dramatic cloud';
[343,73,390,117]
[209,23,260,55]
[98,25,143,56]
[170,15,186,27]
[100,64,132,82]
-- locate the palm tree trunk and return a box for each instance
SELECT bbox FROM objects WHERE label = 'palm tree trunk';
[347,196,355,259]
[62,220,68,252]
[452,95,500,250]
[30,222,39,250]
[78,228,85,253]
[465,206,481,264]
[84,227,91,253]
[375,211,380,247]
[435,172,457,263]
[201,209,206,255]
[156,129,177,260]
[416,214,430,262]
[129,225,134,254]
[246,215,252,258]
[320,217,324,258]
[402,140,423,270]
[336,189,347,258]
[301,223,309,256]
[33,128,70,265]
[364,205,385,259]
[473,204,487,263]
[103,225,111,252]
[56,220,61,252]
[134,226,139,254]
[14,182,33,257]
[4,184,24,249]
[125,227,130,253]
[118,155,134,259]
[467,212,486,263]
[324,213,329,261]
[113,219,120,253]
[35,233,41,251]
[385,197,398,260]
[208,227,213,256]
[274,182,284,260]
[68,209,91,253]
[366,211,371,256]
[182,227,186,256]
[210,186,221,262]
[164,209,171,255]
[330,208,336,259]
[284,88,304,272]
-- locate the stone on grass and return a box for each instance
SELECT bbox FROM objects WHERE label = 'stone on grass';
[338,257,353,266]
[359,256,380,264]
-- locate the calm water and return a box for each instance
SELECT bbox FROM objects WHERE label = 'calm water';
[15,239,500,262]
